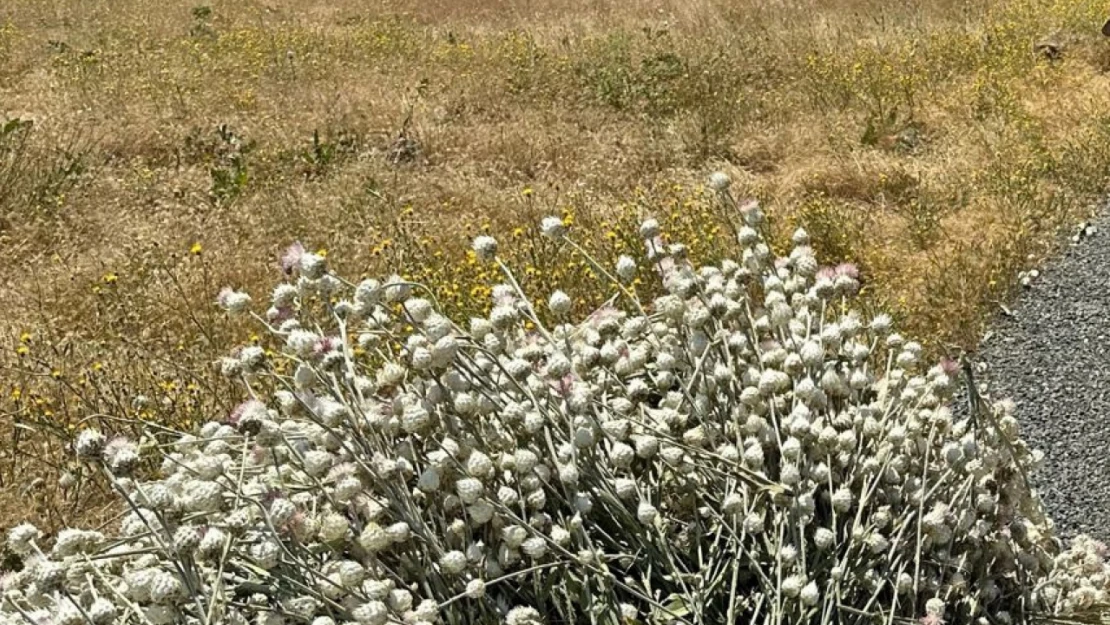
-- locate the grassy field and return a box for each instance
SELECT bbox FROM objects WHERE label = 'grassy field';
[2,0,1110,528]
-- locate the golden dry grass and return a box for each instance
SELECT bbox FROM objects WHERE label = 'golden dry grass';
[2,0,1110,528]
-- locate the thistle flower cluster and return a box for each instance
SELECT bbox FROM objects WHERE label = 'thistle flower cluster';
[0,177,1100,625]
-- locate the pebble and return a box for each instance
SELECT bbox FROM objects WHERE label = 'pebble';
[973,217,1110,540]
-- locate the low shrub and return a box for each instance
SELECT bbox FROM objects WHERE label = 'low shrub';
[0,175,1106,625]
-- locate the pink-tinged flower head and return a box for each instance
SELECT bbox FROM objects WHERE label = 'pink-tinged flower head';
[281,242,306,275]
[550,373,579,398]
[267,305,294,323]
[228,399,264,426]
[919,615,944,625]
[816,266,837,282]
[1095,540,1109,558]
[655,255,676,278]
[835,263,860,280]
[312,336,340,358]
[939,357,960,377]
[217,287,235,307]
[260,488,284,506]
[759,339,781,353]
[587,304,621,329]
[281,509,306,536]
[774,257,790,271]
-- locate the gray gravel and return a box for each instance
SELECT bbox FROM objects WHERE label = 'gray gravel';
[971,217,1110,541]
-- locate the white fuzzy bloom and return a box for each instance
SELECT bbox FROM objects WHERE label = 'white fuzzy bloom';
[708,171,731,190]
[317,512,349,543]
[608,442,635,469]
[384,522,410,544]
[352,601,389,625]
[286,329,320,357]
[467,450,494,478]
[522,537,547,559]
[637,501,658,525]
[800,581,820,606]
[515,449,539,473]
[468,500,496,525]
[217,288,252,313]
[358,523,391,553]
[925,598,946,618]
[439,550,467,574]
[466,579,486,598]
[272,283,298,307]
[7,523,41,556]
[773,575,806,603]
[149,570,183,603]
[540,216,567,239]
[472,235,498,262]
[506,606,544,625]
[722,493,744,516]
[616,255,637,282]
[75,428,106,459]
[814,527,836,550]
[743,511,765,534]
[558,463,579,486]
[87,598,117,625]
[403,297,433,322]
[548,290,572,315]
[502,525,528,549]
[269,498,297,526]
[614,478,638,500]
[634,435,659,459]
[456,478,484,504]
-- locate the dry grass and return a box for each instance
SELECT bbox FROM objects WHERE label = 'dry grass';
[2,0,1110,529]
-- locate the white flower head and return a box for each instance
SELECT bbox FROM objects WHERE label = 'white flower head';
[540,216,567,239]
[708,171,731,191]
[548,290,572,315]
[616,255,637,282]
[217,287,252,314]
[472,235,499,262]
[74,428,106,459]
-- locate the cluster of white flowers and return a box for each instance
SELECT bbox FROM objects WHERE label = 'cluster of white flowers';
[0,173,1101,625]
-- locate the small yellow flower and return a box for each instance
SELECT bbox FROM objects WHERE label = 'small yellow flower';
[316,248,328,258]
[189,241,203,255]
[522,187,533,197]
[51,369,62,380]
[19,332,31,344]
[15,345,28,357]
[102,272,118,284]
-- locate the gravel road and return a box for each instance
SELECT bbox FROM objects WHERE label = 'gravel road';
[971,218,1110,540]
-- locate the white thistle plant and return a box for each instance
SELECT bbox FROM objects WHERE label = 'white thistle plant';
[0,173,1105,625]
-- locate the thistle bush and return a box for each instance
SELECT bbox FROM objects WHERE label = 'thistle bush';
[1,176,1106,625]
